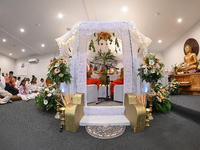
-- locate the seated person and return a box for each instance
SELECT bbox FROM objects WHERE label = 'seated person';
[0,68,12,104]
[110,68,124,99]
[38,78,45,87]
[15,77,21,89]
[87,64,100,90]
[5,71,19,95]
[18,79,31,101]
[29,77,39,99]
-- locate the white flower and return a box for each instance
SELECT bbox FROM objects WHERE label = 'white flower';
[59,73,64,77]
[144,68,148,74]
[198,65,200,69]
[43,100,48,105]
[151,69,155,73]
[45,88,49,91]
[149,60,154,65]
[142,64,147,68]
[51,88,55,92]
[47,93,52,97]
[55,63,59,67]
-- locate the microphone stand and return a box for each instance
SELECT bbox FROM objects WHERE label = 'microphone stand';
[96,64,112,105]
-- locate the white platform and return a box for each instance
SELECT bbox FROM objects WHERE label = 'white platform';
[87,84,98,103]
[114,85,124,102]
[98,86,110,98]
[84,106,125,115]
[80,115,130,126]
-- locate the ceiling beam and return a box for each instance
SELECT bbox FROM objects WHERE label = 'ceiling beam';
[83,0,96,21]
[0,27,43,55]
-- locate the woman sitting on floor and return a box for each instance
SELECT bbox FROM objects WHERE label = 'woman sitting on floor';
[17,79,32,101]
[29,77,39,98]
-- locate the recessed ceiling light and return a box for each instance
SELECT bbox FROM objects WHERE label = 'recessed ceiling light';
[22,49,25,52]
[154,12,160,16]
[66,28,71,31]
[177,18,182,23]
[9,53,12,55]
[58,13,63,18]
[122,7,127,12]
[20,28,25,32]
[3,39,6,42]
[41,44,45,47]
[158,40,162,43]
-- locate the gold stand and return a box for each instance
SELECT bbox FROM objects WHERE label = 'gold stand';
[54,101,61,119]
[54,81,62,119]
[147,81,156,120]
[59,107,66,132]
[145,108,152,126]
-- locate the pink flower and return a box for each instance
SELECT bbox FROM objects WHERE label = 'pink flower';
[63,59,67,64]
[54,68,60,74]
[153,64,157,68]
[158,97,162,102]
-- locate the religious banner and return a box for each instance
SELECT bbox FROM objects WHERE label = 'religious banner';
[17,62,28,75]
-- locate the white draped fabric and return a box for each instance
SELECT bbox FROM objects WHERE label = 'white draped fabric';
[55,21,152,105]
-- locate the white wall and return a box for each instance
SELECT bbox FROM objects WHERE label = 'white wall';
[15,52,60,81]
[162,21,200,71]
[0,53,16,75]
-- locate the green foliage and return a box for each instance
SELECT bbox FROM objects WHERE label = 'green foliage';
[93,49,118,66]
[153,82,171,112]
[35,84,57,111]
[47,56,72,84]
[137,53,165,82]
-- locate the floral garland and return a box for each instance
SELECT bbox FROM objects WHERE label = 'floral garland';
[47,56,72,84]
[168,72,175,81]
[137,53,165,82]
[153,82,171,112]
[35,84,57,111]
[168,79,180,95]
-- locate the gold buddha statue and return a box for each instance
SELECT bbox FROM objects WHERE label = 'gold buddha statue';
[177,45,197,73]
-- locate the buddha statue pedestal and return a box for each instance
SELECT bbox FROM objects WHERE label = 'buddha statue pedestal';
[174,72,200,95]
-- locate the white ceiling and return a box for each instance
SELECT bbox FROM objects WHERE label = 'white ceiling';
[0,0,200,59]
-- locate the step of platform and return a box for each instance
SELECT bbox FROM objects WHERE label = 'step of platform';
[80,115,130,126]
[84,106,125,116]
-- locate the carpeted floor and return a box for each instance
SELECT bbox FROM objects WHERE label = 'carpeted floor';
[0,99,200,150]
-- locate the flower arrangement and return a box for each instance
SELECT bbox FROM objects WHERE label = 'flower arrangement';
[35,84,57,111]
[47,56,72,84]
[153,82,171,112]
[197,58,200,72]
[168,72,175,82]
[137,53,165,82]
[168,79,180,95]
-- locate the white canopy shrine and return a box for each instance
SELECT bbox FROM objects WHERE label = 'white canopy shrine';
[56,21,152,105]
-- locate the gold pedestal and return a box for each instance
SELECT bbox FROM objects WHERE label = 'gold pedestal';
[54,81,62,119]
[145,108,152,126]
[54,102,61,119]
[147,81,156,120]
[59,107,66,132]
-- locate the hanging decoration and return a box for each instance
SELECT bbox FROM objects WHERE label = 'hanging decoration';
[88,32,120,53]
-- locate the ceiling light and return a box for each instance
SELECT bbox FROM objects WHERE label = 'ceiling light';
[122,7,127,12]
[22,49,25,52]
[20,28,25,32]
[3,39,6,42]
[41,44,45,47]
[9,53,12,55]
[177,18,182,23]
[158,40,162,43]
[154,12,160,16]
[58,13,63,18]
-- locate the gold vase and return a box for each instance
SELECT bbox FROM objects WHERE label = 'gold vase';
[147,81,156,120]
[53,81,62,119]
